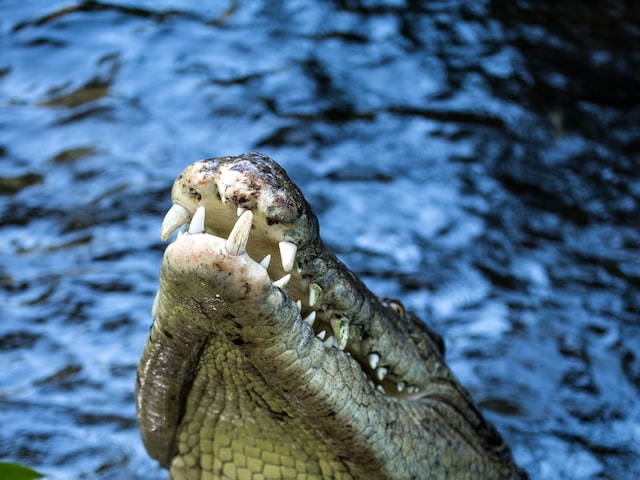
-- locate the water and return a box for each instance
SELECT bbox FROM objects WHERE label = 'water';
[1,1,639,478]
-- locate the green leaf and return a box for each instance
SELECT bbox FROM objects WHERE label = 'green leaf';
[0,461,45,480]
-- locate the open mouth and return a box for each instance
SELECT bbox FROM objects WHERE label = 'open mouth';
[156,158,428,399]
[139,155,525,480]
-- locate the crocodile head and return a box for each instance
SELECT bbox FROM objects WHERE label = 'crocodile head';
[136,152,525,479]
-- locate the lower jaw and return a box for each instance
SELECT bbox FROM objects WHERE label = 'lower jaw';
[164,206,425,399]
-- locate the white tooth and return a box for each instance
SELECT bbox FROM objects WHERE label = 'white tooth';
[188,206,206,234]
[273,274,291,289]
[376,384,386,394]
[367,353,380,370]
[375,367,387,381]
[259,255,271,269]
[237,206,246,217]
[296,300,302,312]
[161,204,191,241]
[151,290,160,317]
[330,316,350,351]
[316,330,327,340]
[303,311,316,327]
[324,336,337,348]
[397,381,405,392]
[279,241,297,272]
[308,283,322,307]
[225,210,253,255]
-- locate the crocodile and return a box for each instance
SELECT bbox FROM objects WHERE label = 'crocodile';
[136,152,526,479]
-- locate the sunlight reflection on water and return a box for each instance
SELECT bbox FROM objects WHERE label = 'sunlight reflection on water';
[1,1,639,478]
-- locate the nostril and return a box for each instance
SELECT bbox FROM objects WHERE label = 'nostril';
[188,187,201,201]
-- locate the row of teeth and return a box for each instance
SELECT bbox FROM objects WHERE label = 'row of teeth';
[168,204,421,396]
[186,206,351,349]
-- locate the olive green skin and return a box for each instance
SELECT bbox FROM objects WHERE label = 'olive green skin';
[136,153,526,479]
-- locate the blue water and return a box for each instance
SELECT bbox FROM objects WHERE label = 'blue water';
[1,1,639,478]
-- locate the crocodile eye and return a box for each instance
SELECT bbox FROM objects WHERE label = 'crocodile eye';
[388,300,405,316]
[381,298,405,317]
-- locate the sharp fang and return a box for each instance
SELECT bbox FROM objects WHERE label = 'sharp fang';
[330,316,350,350]
[316,330,327,340]
[324,336,337,348]
[226,210,253,255]
[376,384,386,394]
[273,274,291,289]
[376,367,388,381]
[237,206,247,217]
[303,311,316,326]
[279,241,297,272]
[397,381,405,392]
[161,204,191,241]
[368,353,380,370]
[308,283,322,307]
[259,254,271,269]
[188,206,206,234]
[296,300,302,312]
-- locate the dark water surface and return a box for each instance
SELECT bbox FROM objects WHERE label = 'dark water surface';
[1,1,639,478]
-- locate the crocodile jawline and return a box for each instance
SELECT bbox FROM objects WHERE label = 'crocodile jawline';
[136,152,526,479]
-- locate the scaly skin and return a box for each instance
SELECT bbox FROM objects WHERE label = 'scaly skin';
[136,152,526,479]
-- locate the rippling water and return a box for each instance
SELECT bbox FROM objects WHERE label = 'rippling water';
[1,1,639,478]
